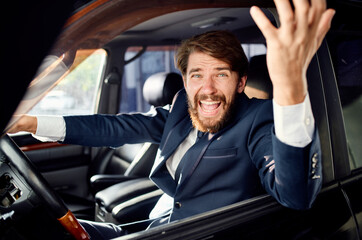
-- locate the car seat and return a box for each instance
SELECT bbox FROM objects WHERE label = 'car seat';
[245,54,272,100]
[89,72,184,193]
[63,71,183,220]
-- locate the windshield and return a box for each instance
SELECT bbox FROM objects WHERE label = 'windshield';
[5,55,68,131]
[5,49,106,132]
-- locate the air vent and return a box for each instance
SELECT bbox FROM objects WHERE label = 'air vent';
[0,174,22,207]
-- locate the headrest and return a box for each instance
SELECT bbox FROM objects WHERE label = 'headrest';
[143,72,184,106]
[245,54,273,99]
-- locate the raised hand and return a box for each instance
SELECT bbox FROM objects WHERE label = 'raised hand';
[250,0,335,105]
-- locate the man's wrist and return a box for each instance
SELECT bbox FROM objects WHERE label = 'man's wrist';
[273,93,315,148]
[19,115,37,134]
[272,81,307,106]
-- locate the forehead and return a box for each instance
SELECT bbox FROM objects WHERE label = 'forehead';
[187,51,230,70]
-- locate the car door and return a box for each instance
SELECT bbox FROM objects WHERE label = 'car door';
[326,17,362,239]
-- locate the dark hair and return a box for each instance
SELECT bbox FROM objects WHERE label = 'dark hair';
[175,30,248,78]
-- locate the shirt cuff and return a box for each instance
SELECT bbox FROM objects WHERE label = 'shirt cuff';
[273,94,315,148]
[33,116,66,142]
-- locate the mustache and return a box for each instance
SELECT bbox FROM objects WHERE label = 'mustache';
[187,92,236,133]
[196,94,226,103]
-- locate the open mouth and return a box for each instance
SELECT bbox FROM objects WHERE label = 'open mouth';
[199,100,221,115]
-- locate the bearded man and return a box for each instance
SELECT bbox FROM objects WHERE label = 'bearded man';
[8,0,335,238]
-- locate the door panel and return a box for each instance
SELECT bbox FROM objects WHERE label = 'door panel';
[11,134,92,199]
[24,144,90,172]
[25,144,91,199]
[122,185,358,240]
[41,165,89,198]
[341,172,362,239]
[216,186,358,239]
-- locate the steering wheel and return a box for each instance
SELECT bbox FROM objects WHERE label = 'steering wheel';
[0,134,90,240]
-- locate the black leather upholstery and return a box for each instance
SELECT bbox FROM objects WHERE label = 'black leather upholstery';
[93,72,183,223]
[245,54,273,100]
[94,178,162,229]
[95,178,158,212]
[89,72,183,193]
[143,72,184,106]
[89,143,159,194]
[89,143,144,176]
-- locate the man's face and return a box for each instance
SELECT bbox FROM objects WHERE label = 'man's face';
[183,51,246,133]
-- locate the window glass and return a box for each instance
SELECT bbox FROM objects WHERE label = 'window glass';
[242,43,267,60]
[120,44,266,113]
[120,46,179,113]
[29,49,106,115]
[329,32,362,169]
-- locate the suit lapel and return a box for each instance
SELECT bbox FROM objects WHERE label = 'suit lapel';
[150,116,193,196]
[151,92,253,196]
[174,93,252,190]
[160,117,193,162]
[174,132,213,187]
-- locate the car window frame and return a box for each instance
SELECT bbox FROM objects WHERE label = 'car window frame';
[116,194,282,240]
[326,29,362,174]
[317,40,351,180]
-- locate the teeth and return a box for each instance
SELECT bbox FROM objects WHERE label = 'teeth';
[200,100,220,113]
[200,101,220,105]
[202,109,215,113]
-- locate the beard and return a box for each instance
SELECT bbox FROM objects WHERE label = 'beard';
[187,91,238,133]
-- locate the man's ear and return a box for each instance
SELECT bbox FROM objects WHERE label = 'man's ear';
[237,75,247,93]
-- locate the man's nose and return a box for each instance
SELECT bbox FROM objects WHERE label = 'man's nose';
[201,75,217,94]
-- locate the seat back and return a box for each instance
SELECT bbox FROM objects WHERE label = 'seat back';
[244,54,273,100]
[92,72,183,224]
[89,143,144,176]
[143,72,184,106]
[90,72,183,179]
[122,72,183,176]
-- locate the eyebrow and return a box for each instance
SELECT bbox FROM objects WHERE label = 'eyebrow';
[215,67,231,71]
[187,67,231,75]
[188,68,201,75]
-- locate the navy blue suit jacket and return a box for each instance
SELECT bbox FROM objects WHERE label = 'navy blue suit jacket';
[63,89,322,221]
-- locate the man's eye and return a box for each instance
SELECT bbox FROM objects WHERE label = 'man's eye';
[192,74,201,78]
[217,73,227,77]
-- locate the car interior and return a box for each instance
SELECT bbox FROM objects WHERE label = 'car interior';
[1,0,362,239]
[96,8,272,222]
[20,6,273,221]
[3,5,275,234]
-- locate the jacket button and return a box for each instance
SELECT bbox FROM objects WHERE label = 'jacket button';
[174,202,182,209]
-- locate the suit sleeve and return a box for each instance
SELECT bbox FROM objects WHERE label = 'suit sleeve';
[249,100,322,210]
[62,106,169,147]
